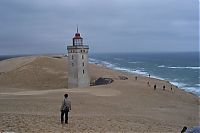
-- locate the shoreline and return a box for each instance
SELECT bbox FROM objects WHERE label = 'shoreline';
[89,58,200,98]
[0,55,199,98]
[0,54,198,92]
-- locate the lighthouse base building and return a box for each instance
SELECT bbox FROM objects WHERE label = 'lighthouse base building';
[67,28,90,88]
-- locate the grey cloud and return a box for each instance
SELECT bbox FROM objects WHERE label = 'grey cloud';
[0,0,198,55]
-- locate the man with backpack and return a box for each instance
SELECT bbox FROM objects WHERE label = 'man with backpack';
[60,94,71,124]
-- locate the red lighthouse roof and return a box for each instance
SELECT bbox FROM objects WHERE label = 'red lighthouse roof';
[73,26,82,39]
[72,25,83,46]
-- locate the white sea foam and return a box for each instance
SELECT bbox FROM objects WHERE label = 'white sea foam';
[134,70,148,75]
[181,87,200,96]
[114,66,148,75]
[89,58,99,64]
[168,66,200,70]
[157,65,200,70]
[196,84,200,87]
[170,82,200,97]
[101,61,116,68]
[114,58,123,61]
[170,81,187,88]
[158,65,166,68]
[114,67,132,72]
[89,58,96,62]
[128,61,141,64]
[151,75,165,81]
[93,59,148,76]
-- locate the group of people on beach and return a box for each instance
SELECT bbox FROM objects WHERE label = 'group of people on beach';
[153,84,173,91]
[135,74,174,92]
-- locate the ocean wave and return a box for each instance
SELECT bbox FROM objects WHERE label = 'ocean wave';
[134,70,148,75]
[158,65,166,68]
[196,84,200,87]
[89,58,96,62]
[89,58,148,76]
[112,66,148,75]
[168,66,200,69]
[181,87,200,96]
[170,82,200,97]
[128,61,142,64]
[101,61,116,68]
[157,65,200,70]
[89,58,99,64]
[114,58,123,61]
[151,75,165,81]
[170,81,187,88]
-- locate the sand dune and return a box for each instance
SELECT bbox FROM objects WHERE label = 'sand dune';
[0,56,68,91]
[0,56,36,73]
[0,56,199,132]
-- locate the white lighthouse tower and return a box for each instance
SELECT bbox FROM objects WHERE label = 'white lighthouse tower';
[67,27,90,88]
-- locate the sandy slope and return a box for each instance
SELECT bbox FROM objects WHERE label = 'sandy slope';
[0,56,36,73]
[0,56,199,132]
[0,56,68,91]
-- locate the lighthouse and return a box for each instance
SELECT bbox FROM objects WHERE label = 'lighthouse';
[67,27,90,88]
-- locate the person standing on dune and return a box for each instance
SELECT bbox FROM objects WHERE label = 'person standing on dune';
[60,94,71,124]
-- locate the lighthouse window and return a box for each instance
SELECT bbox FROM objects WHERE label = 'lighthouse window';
[72,63,74,66]
[83,69,85,74]
[72,55,74,60]
[74,40,77,45]
[82,62,84,66]
[82,55,84,59]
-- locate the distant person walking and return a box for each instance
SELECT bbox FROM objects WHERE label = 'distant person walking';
[147,81,150,87]
[154,84,156,90]
[163,85,165,91]
[148,74,150,87]
[135,76,137,80]
[60,94,71,124]
[171,85,173,91]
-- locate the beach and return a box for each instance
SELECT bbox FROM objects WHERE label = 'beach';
[0,56,199,132]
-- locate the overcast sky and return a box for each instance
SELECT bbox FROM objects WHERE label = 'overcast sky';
[0,0,198,55]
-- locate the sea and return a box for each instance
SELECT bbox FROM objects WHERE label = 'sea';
[0,52,199,97]
[89,52,200,97]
